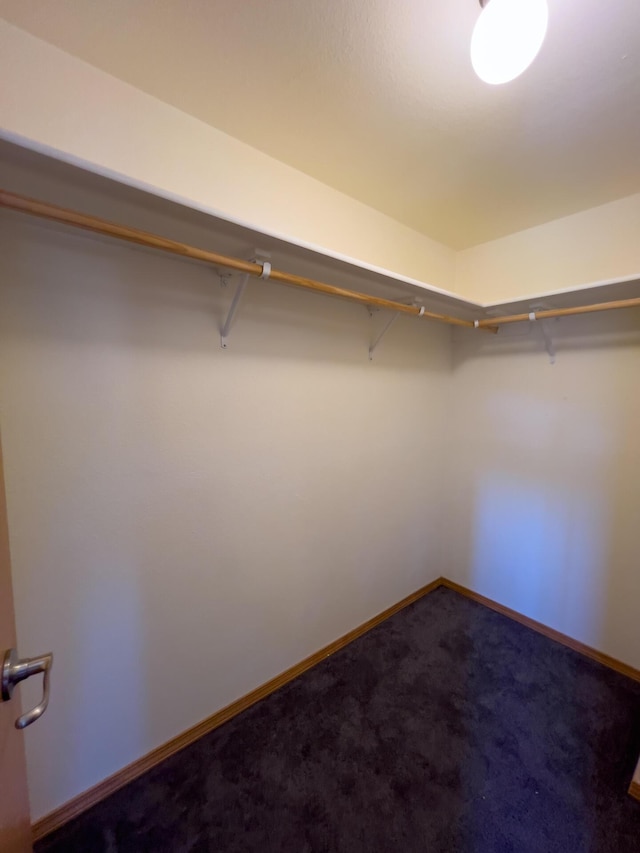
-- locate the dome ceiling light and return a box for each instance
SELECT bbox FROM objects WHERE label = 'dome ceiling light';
[471,0,549,85]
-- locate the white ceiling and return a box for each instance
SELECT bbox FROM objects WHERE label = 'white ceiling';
[1,0,639,249]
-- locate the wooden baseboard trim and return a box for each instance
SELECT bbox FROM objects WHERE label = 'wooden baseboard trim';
[440,578,640,683]
[441,580,640,803]
[34,575,640,840]
[32,576,443,842]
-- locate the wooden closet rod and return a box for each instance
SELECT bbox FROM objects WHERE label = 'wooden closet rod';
[0,190,474,329]
[474,298,640,327]
[1,190,638,331]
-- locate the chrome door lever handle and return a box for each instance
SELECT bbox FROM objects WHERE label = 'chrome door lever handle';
[1,648,53,729]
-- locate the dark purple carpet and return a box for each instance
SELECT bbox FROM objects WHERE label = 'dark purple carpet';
[36,586,640,852]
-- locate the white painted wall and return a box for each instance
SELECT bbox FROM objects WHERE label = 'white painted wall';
[0,159,451,821]
[0,20,456,296]
[445,311,640,669]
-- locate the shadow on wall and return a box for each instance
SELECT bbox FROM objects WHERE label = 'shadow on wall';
[0,137,461,372]
[0,206,448,374]
[468,392,610,644]
[470,474,608,641]
[448,308,640,665]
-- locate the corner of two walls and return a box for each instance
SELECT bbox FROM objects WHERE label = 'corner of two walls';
[5,157,640,831]
[443,308,640,673]
[0,22,452,820]
[454,192,640,304]
[0,19,457,297]
[0,156,454,821]
[445,194,640,673]
[3,17,640,825]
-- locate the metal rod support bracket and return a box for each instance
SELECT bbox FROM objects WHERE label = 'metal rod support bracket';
[220,250,271,349]
[529,304,556,364]
[369,312,400,360]
[220,273,249,349]
[539,319,556,365]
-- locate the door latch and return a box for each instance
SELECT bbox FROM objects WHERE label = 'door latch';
[1,648,53,729]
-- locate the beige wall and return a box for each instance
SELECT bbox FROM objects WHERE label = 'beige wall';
[0,159,451,821]
[2,146,640,825]
[445,311,640,669]
[455,193,640,305]
[2,31,640,819]
[0,20,456,296]
[3,20,639,311]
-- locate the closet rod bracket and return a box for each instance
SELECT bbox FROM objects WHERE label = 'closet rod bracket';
[369,312,400,360]
[529,304,557,364]
[539,319,556,365]
[368,299,425,360]
[220,273,249,349]
[220,250,271,349]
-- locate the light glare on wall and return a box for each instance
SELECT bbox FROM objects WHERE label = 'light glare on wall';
[471,0,549,85]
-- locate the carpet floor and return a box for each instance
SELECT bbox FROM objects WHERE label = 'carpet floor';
[36,586,640,852]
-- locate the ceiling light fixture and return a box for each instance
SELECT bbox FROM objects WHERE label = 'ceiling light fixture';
[471,0,549,85]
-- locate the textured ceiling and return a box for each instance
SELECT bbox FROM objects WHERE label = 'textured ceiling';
[1,0,639,249]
